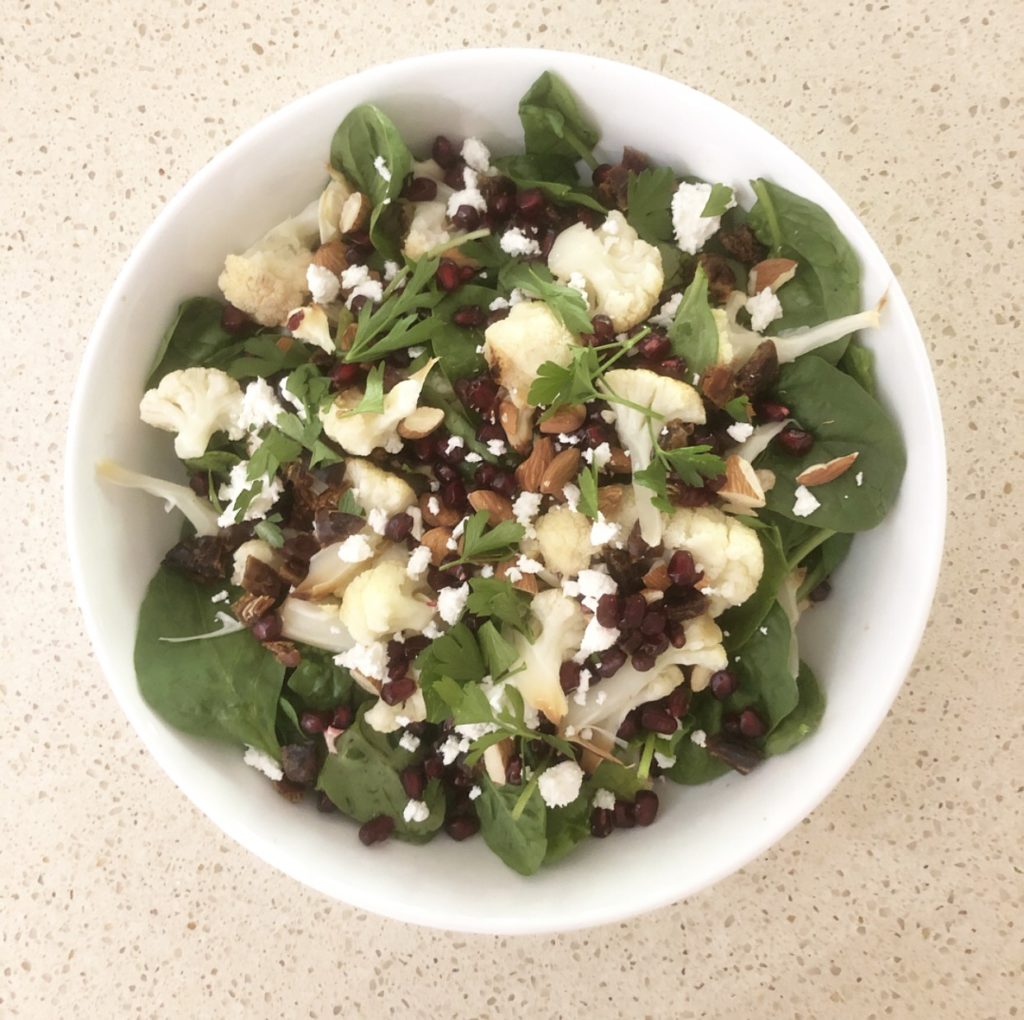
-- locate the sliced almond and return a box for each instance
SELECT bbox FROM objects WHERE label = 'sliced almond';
[397,406,445,440]
[420,527,453,566]
[538,403,586,434]
[499,399,532,454]
[419,492,460,528]
[540,448,582,496]
[515,436,555,492]
[483,739,512,785]
[643,561,671,591]
[467,489,514,524]
[311,238,347,277]
[495,559,539,594]
[718,454,766,509]
[640,588,665,604]
[597,484,625,519]
[748,258,798,295]
[796,451,859,487]
[607,446,632,474]
[339,191,371,234]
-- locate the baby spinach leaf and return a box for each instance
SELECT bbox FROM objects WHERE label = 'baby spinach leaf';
[589,760,649,799]
[498,262,593,333]
[425,284,496,381]
[286,644,355,711]
[839,341,876,396]
[727,601,799,730]
[797,532,854,600]
[666,696,730,785]
[625,166,678,245]
[276,696,306,746]
[146,297,243,388]
[543,791,593,865]
[182,449,242,478]
[719,521,787,650]
[493,153,606,212]
[518,71,599,168]
[764,660,826,755]
[330,104,413,260]
[420,371,497,464]
[134,565,283,755]
[748,179,861,363]
[755,357,905,532]
[475,775,548,875]
[226,334,310,380]
[668,265,718,374]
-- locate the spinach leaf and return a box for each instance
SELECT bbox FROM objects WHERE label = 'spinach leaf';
[493,153,606,213]
[276,696,306,746]
[543,792,592,865]
[226,334,310,380]
[797,532,854,600]
[317,716,444,843]
[626,167,677,245]
[518,71,599,168]
[497,261,593,333]
[755,357,905,531]
[286,644,355,711]
[719,521,787,650]
[475,775,548,875]
[182,448,243,478]
[589,760,649,799]
[667,696,730,785]
[330,104,412,260]
[427,284,496,380]
[146,297,243,388]
[839,341,876,396]
[420,370,497,463]
[667,265,718,374]
[134,565,283,755]
[764,660,826,755]
[748,179,861,362]
[727,601,799,729]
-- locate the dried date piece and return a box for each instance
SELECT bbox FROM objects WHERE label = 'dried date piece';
[163,535,231,584]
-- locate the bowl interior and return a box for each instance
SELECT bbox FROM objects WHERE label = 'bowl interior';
[66,49,945,934]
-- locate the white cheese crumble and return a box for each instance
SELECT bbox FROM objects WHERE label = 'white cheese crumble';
[243,745,283,782]
[366,507,389,535]
[726,421,755,444]
[567,271,588,296]
[465,452,482,463]
[589,513,620,546]
[745,287,784,333]
[335,641,388,683]
[516,555,544,574]
[398,731,421,753]
[600,409,617,425]
[488,295,510,312]
[557,432,581,446]
[563,482,581,512]
[479,564,495,578]
[306,262,340,305]
[671,181,732,255]
[340,264,384,308]
[437,582,470,625]
[505,566,523,583]
[427,496,441,515]
[759,625,769,636]
[211,590,229,604]
[592,788,616,811]
[576,568,618,612]
[237,377,284,434]
[855,471,864,487]
[654,751,677,769]
[649,291,682,328]
[445,435,465,454]
[461,137,491,173]
[486,438,508,457]
[440,733,470,765]
[468,785,482,801]
[792,484,821,518]
[406,545,432,580]
[217,462,283,527]
[373,155,392,182]
[538,760,585,808]
[572,667,592,706]
[446,167,487,216]
[512,491,543,538]
[383,260,399,282]
[278,378,307,420]
[575,616,620,661]
[336,534,375,563]
[689,729,708,748]
[403,799,430,824]
[583,442,612,469]
[499,226,541,257]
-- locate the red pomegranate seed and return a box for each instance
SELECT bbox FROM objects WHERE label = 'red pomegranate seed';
[640,610,667,636]
[590,314,615,341]
[617,712,639,741]
[776,425,815,456]
[642,634,670,657]
[505,755,523,785]
[220,303,253,335]
[667,621,687,648]
[666,686,690,718]
[299,711,329,736]
[658,356,689,380]
[632,652,657,673]
[596,593,621,628]
[757,400,790,422]
[738,708,766,738]
[358,815,395,845]
[404,177,437,202]
[441,480,468,510]
[452,305,484,328]
[445,815,480,841]
[667,550,698,588]
[399,766,425,800]
[490,471,517,499]
[633,790,659,826]
[637,334,670,361]
[590,807,614,838]
[189,473,209,498]
[709,669,738,700]
[432,135,457,167]
[559,660,581,693]
[640,705,677,733]
[384,513,413,542]
[613,800,636,829]
[516,188,545,220]
[444,163,467,190]
[620,633,644,654]
[436,258,463,292]
[620,593,646,630]
[452,205,481,230]
[597,647,627,678]
[476,424,505,446]
[463,375,499,416]
[250,613,282,642]
[381,677,416,705]
[329,361,363,390]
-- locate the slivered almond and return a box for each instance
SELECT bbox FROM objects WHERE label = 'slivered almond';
[339,191,371,234]
[397,406,444,440]
[643,562,671,591]
[498,399,532,454]
[311,238,347,277]
[483,740,512,785]
[597,484,625,518]
[540,448,581,496]
[748,257,798,295]
[796,451,859,487]
[420,527,454,565]
[419,493,459,528]
[538,403,586,434]
[718,454,766,509]
[607,446,632,474]
[467,489,514,523]
[515,436,555,492]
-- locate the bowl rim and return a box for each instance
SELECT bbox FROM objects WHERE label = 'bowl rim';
[65,47,947,934]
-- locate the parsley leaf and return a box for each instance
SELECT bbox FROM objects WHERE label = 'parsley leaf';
[497,262,593,334]
[633,459,675,513]
[338,490,366,517]
[467,578,534,637]
[528,345,602,407]
[724,395,753,421]
[341,362,386,416]
[246,428,302,481]
[254,516,285,548]
[414,623,486,684]
[626,166,678,245]
[477,622,522,680]
[659,444,726,487]
[668,265,719,375]
[578,461,599,520]
[447,512,526,567]
[701,183,735,217]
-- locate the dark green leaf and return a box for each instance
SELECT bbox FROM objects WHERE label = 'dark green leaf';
[797,532,854,600]
[414,623,485,684]
[727,601,799,729]
[701,183,735,217]
[724,395,753,422]
[477,622,521,680]
[226,334,310,381]
[839,341,876,396]
[246,428,302,482]
[755,357,905,531]
[667,265,719,374]
[666,696,730,785]
[497,262,593,334]
[452,511,526,565]
[493,153,606,213]
[276,696,305,746]
[720,521,788,650]
[633,459,674,513]
[659,444,726,487]
[254,518,284,548]
[589,760,649,799]
[626,167,677,245]
[342,362,386,416]
[475,775,548,875]
[543,792,593,865]
[146,297,243,388]
[182,449,243,477]
[134,566,282,754]
[518,71,599,168]
[466,578,534,637]
[286,644,355,711]
[451,682,496,727]
[764,660,826,755]
[528,345,602,407]
[420,370,498,464]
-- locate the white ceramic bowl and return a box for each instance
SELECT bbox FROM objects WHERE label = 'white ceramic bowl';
[66,49,945,934]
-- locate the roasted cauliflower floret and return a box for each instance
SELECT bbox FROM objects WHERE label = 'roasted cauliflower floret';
[338,560,435,645]
[402,159,453,260]
[343,458,417,517]
[547,211,663,331]
[139,367,244,459]
[534,506,595,577]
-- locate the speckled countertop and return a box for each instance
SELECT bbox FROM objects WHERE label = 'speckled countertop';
[2,1,1021,1016]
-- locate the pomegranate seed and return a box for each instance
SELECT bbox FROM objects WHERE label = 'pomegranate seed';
[358,815,395,845]
[444,163,467,190]
[491,192,514,218]
[665,687,689,719]
[412,436,435,461]
[423,755,445,781]
[452,305,484,328]
[445,815,480,841]
[330,705,353,730]
[505,755,523,785]
[517,188,546,220]
[617,712,639,741]
[458,264,476,282]
[404,176,437,202]
[810,580,832,602]
[597,647,627,678]
[633,790,659,826]
[251,613,282,642]
[776,425,815,456]
[590,807,614,838]
[591,315,616,341]
[642,635,670,657]
[620,593,647,630]
[757,400,790,422]
[658,356,689,380]
[399,766,425,800]
[452,205,481,231]
[188,473,209,498]
[427,565,459,591]
[620,632,644,654]
[329,361,363,390]
[722,713,742,735]
[596,593,621,628]
[739,708,766,738]
[384,513,413,542]
[221,303,253,335]
[441,480,468,511]
[576,207,602,228]
[486,307,510,326]
[632,652,657,673]
[583,423,613,448]
[476,423,505,444]
[463,375,499,417]
[343,242,370,265]
[387,659,408,681]
[667,550,699,588]
[299,711,329,736]
[432,135,457,168]
[436,258,462,292]
[316,792,336,813]
[559,660,581,693]
[381,677,416,705]
[613,800,636,829]
[592,163,613,186]
[640,610,666,636]
[404,636,430,658]
[667,621,687,648]
[473,463,498,489]
[286,310,305,331]
[709,669,738,700]
[636,334,670,361]
[435,462,459,483]
[490,471,517,499]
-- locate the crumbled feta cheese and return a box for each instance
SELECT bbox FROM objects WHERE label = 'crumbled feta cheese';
[576,568,618,611]
[600,409,617,425]
[237,377,284,434]
[516,555,544,574]
[217,462,283,527]
[508,288,526,306]
[437,582,470,625]
[583,442,612,469]
[398,731,421,753]
[671,181,733,255]
[592,788,616,811]
[792,484,821,518]
[499,226,541,257]
[468,785,482,801]
[445,435,465,455]
[427,496,440,515]
[690,728,708,748]
[423,620,443,639]
[654,751,677,769]
[306,263,340,305]
[439,733,470,765]
[649,291,682,328]
[211,590,229,604]
[557,432,581,446]
[567,271,588,295]
[465,452,482,463]
[745,287,784,333]
[589,513,621,546]
[726,421,755,444]
[575,616,620,661]
[243,745,283,781]
[403,799,430,824]
[406,545,432,580]
[563,482,581,512]
[278,378,307,420]
[461,137,491,173]
[451,516,468,540]
[335,641,389,682]
[407,345,426,358]
[595,690,606,706]
[383,260,399,281]
[488,296,510,312]
[373,155,392,182]
[337,534,375,562]
[479,564,495,578]
[572,667,592,706]
[538,760,584,808]
[486,438,508,457]
[759,625,769,636]
[340,264,384,308]
[366,507,389,535]
[855,471,864,487]
[505,567,523,583]
[512,491,543,537]
[447,167,487,216]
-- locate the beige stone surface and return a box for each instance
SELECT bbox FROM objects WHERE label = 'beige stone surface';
[2,0,1021,1016]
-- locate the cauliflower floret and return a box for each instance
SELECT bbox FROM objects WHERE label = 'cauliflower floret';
[231,539,282,586]
[662,506,764,616]
[278,598,353,654]
[320,360,438,456]
[339,560,435,645]
[317,169,355,245]
[509,589,587,725]
[402,159,454,260]
[600,368,705,547]
[364,689,428,734]
[534,506,595,578]
[343,458,416,517]
[139,367,244,459]
[217,199,320,327]
[547,211,663,331]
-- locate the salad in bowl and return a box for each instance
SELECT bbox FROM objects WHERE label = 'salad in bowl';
[99,71,904,875]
